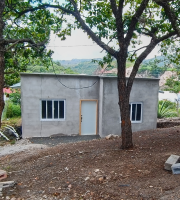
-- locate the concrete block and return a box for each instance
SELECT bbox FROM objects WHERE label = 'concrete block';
[0,170,7,181]
[171,163,180,174]
[164,155,180,171]
[0,181,15,188]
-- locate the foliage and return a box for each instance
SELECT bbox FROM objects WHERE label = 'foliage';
[164,77,180,94]
[138,57,167,78]
[6,101,21,118]
[2,0,66,87]
[26,62,77,74]
[9,90,21,105]
[158,100,177,119]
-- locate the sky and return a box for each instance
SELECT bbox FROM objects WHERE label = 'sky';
[47,28,161,61]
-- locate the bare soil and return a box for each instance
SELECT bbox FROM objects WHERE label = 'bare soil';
[1,127,180,200]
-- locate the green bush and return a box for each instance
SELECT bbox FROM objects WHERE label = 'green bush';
[9,90,21,105]
[6,102,21,118]
[158,100,177,118]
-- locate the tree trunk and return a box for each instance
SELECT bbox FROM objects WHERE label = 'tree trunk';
[118,82,133,149]
[0,0,5,127]
[117,53,133,149]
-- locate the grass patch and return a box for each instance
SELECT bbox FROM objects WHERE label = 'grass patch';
[2,117,22,127]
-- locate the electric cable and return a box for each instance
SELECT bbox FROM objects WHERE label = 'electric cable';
[51,60,108,90]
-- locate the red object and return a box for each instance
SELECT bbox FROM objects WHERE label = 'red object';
[0,170,7,181]
[3,88,12,94]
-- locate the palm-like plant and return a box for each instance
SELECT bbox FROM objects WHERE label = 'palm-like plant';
[158,100,177,118]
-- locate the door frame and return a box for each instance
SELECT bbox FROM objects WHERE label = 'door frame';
[79,99,98,135]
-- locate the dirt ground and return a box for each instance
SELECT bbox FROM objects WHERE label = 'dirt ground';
[1,127,180,200]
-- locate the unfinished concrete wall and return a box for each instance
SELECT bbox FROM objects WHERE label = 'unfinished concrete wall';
[21,74,99,138]
[21,73,159,138]
[100,77,159,137]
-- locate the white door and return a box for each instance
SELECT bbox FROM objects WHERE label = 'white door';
[80,100,97,135]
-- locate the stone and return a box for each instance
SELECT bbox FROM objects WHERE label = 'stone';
[94,169,100,173]
[105,134,118,140]
[171,163,180,174]
[0,170,7,181]
[85,177,90,181]
[99,177,104,182]
[164,155,180,171]
[0,181,15,188]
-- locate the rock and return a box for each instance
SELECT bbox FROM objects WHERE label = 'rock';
[99,177,104,182]
[85,177,90,181]
[68,184,72,188]
[65,167,69,171]
[105,134,118,140]
[94,169,100,173]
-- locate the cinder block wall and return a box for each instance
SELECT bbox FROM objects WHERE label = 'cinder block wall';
[21,73,159,138]
[21,74,99,138]
[101,77,159,137]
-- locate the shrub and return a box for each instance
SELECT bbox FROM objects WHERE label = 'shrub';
[9,90,21,105]
[6,101,21,118]
[158,100,177,118]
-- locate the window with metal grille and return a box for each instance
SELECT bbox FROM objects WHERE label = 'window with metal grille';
[120,102,142,123]
[41,100,65,120]
[129,102,142,122]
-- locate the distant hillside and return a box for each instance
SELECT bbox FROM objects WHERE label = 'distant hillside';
[26,62,77,74]
[55,58,134,75]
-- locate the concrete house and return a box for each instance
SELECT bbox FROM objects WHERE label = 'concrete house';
[21,73,159,138]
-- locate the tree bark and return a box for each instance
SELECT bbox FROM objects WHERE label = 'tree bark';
[0,0,5,127]
[117,50,133,149]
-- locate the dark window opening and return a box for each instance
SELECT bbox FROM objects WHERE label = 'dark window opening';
[41,100,65,120]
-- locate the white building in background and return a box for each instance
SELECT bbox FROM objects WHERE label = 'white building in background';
[159,91,180,103]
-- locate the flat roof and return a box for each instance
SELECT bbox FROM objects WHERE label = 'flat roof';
[20,73,160,81]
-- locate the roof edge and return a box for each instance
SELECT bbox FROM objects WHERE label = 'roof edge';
[20,73,160,81]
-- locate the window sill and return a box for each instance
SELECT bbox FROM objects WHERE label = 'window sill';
[40,119,65,121]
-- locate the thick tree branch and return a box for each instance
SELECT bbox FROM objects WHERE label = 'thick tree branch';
[115,0,125,44]
[125,0,150,45]
[15,4,74,19]
[126,30,177,94]
[73,12,118,58]
[3,38,46,47]
[15,3,118,58]
[156,31,177,43]
[110,0,117,17]
[129,45,148,61]
[154,0,180,36]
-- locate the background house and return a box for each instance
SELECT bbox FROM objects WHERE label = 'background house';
[159,91,180,103]
[21,73,159,138]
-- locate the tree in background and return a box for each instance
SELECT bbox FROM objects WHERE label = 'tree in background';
[0,0,65,127]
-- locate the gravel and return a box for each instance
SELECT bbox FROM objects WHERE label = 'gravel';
[0,139,48,157]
